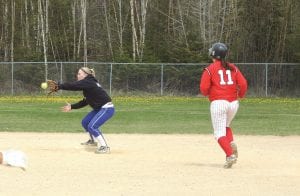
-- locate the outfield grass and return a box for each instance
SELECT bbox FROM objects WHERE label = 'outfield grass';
[0,96,299,135]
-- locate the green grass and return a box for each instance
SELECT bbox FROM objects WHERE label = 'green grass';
[0,96,299,135]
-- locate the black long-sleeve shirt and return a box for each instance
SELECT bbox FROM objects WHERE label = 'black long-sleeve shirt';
[58,75,112,110]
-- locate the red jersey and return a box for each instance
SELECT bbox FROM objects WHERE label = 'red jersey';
[200,60,247,102]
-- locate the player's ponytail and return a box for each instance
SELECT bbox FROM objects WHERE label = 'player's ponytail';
[89,69,96,77]
[221,59,233,71]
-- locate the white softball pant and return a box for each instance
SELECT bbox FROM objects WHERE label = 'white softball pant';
[210,100,239,140]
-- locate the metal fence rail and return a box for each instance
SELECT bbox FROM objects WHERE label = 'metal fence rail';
[0,62,299,97]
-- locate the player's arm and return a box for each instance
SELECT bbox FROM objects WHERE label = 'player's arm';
[71,98,88,109]
[62,99,88,112]
[200,68,211,96]
[46,80,84,92]
[58,80,89,91]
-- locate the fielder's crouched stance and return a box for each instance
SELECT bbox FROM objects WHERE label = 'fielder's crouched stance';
[0,150,28,170]
[47,67,114,154]
[200,43,248,168]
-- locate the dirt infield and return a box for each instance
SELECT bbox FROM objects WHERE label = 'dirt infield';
[0,132,299,196]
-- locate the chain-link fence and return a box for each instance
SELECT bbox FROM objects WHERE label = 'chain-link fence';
[0,62,299,97]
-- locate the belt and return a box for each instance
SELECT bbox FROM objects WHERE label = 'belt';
[102,102,114,108]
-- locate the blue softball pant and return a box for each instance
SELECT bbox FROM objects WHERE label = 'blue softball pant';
[81,106,115,138]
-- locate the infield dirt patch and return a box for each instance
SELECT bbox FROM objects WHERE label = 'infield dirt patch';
[0,132,299,196]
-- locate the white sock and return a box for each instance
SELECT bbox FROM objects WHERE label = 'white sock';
[96,135,107,147]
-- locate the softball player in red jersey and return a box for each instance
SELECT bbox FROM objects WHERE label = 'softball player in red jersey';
[200,43,248,168]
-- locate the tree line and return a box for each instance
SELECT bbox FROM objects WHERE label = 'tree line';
[0,0,299,96]
[0,0,299,63]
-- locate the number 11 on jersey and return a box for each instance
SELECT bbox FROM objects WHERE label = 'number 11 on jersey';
[218,70,233,85]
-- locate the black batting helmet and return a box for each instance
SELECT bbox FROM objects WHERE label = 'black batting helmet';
[209,42,228,59]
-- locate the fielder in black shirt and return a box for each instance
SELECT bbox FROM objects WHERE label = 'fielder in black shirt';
[59,67,114,154]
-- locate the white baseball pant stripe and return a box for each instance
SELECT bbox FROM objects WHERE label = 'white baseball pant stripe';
[210,100,239,140]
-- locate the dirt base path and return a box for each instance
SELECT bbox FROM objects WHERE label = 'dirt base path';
[0,132,299,196]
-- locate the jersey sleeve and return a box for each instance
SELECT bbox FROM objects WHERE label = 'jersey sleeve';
[58,80,88,91]
[71,98,88,109]
[199,68,211,96]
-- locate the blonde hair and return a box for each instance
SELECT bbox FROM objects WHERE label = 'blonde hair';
[80,67,95,77]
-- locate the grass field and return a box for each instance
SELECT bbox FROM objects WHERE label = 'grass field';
[1,96,300,195]
[0,96,299,135]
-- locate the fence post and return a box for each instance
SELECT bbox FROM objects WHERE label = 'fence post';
[265,63,268,97]
[160,64,164,96]
[60,62,63,82]
[109,63,113,95]
[11,62,14,95]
